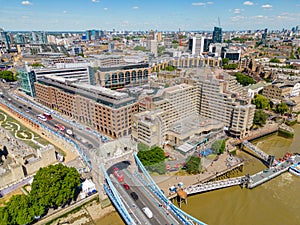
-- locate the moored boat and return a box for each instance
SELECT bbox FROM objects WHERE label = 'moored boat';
[289,163,300,177]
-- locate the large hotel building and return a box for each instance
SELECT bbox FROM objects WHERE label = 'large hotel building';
[34,75,138,138]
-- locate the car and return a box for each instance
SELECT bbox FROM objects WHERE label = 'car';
[18,106,22,109]
[123,183,130,190]
[25,110,30,113]
[142,207,153,219]
[113,167,119,172]
[130,192,138,201]
[55,124,65,131]
[37,114,47,122]
[86,127,91,130]
[28,106,32,110]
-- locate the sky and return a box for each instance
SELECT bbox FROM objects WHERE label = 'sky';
[0,0,300,31]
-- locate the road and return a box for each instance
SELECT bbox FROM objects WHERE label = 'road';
[107,162,182,225]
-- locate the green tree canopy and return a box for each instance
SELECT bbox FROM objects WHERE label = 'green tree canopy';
[185,156,201,174]
[275,102,288,115]
[137,145,166,174]
[0,164,81,224]
[211,139,226,155]
[30,62,44,67]
[222,58,229,65]
[253,94,270,109]
[0,70,17,82]
[223,63,238,70]
[269,58,280,63]
[30,164,81,209]
[253,109,267,126]
[133,46,148,52]
[233,72,256,86]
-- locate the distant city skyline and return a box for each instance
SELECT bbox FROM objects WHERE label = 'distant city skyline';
[0,0,300,31]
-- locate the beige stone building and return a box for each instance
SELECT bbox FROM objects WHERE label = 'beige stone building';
[197,71,255,137]
[35,75,138,138]
[262,83,292,101]
[132,83,200,146]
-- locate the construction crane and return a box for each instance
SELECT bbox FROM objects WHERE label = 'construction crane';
[218,17,221,28]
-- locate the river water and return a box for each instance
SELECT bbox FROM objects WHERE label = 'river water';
[96,125,300,225]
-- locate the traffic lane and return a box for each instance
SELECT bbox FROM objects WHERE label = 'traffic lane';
[120,170,173,225]
[110,176,151,225]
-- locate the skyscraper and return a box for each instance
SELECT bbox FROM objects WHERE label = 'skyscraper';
[212,26,222,43]
[261,28,267,45]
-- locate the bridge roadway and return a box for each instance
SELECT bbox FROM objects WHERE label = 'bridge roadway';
[185,176,246,195]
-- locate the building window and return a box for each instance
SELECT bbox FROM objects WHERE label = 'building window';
[125,71,130,85]
[119,72,124,84]
[112,73,117,84]
[132,71,136,83]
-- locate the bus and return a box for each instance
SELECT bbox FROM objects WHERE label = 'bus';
[113,170,124,183]
[43,113,52,120]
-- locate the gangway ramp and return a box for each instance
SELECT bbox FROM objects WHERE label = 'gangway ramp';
[242,140,274,167]
[186,176,247,195]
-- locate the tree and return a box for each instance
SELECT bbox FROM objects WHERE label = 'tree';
[222,58,229,65]
[30,164,80,209]
[270,58,280,63]
[137,145,166,174]
[185,156,201,174]
[6,194,35,225]
[133,46,148,52]
[211,139,226,155]
[223,64,238,70]
[0,206,10,225]
[253,94,270,109]
[233,72,256,86]
[253,109,267,126]
[275,102,288,115]
[0,70,16,82]
[30,62,44,67]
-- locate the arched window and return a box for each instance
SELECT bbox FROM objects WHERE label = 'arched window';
[119,72,124,84]
[143,70,148,80]
[138,70,143,81]
[125,71,130,84]
[112,73,117,84]
[132,71,136,83]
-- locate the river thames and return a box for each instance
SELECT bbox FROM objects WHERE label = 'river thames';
[97,124,300,225]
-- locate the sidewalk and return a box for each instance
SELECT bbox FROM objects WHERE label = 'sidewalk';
[153,152,243,196]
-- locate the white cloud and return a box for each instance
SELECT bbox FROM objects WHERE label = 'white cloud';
[261,4,272,9]
[22,15,29,19]
[63,10,67,14]
[91,0,99,2]
[192,2,213,6]
[253,15,267,19]
[103,7,108,11]
[192,2,206,6]
[132,6,139,10]
[233,8,244,14]
[243,1,254,6]
[231,15,246,21]
[21,1,32,5]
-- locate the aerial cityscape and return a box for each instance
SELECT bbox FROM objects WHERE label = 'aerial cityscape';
[0,1,300,225]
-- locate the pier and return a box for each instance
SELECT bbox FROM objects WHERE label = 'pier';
[185,176,248,195]
[248,154,300,188]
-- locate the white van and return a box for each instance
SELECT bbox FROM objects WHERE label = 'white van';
[142,207,153,219]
